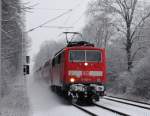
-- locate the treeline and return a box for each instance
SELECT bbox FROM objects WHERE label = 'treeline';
[0,0,30,115]
[33,41,64,72]
[1,0,29,97]
[82,0,150,101]
[2,0,24,79]
[33,0,150,101]
[0,0,30,116]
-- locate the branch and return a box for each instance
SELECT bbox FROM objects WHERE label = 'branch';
[131,46,146,61]
[116,0,125,17]
[1,29,13,39]
[111,23,126,35]
[129,0,137,23]
[116,0,129,21]
[131,12,150,42]
[112,0,126,18]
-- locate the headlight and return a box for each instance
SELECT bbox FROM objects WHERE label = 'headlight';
[70,78,75,83]
[68,70,82,77]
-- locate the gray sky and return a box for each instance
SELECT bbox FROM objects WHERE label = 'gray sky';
[24,0,90,59]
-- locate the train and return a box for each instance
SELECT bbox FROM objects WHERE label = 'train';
[40,41,107,103]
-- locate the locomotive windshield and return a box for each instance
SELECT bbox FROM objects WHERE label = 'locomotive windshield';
[69,50,101,62]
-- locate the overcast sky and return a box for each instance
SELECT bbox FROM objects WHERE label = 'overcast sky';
[24,0,90,60]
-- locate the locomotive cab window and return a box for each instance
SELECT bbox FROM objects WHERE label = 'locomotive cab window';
[69,50,101,62]
[70,50,85,62]
[86,50,101,62]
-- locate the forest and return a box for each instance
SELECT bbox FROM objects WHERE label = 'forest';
[1,0,150,115]
[0,0,30,115]
[34,0,150,102]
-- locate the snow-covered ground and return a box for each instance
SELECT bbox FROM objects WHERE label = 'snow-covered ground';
[104,96,150,108]
[97,99,150,116]
[27,74,88,116]
[27,73,150,116]
[0,75,30,116]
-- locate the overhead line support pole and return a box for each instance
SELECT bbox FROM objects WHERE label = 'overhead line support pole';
[0,0,2,98]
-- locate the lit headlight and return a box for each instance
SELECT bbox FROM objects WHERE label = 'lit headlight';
[89,71,103,76]
[68,70,82,77]
[70,78,75,83]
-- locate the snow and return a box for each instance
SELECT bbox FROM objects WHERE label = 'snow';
[27,74,88,116]
[82,106,120,116]
[104,96,150,109]
[0,75,30,116]
[27,73,150,116]
[98,99,150,116]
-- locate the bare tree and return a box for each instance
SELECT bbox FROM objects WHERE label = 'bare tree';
[82,13,113,48]
[116,0,150,70]
[0,0,31,98]
[88,0,150,71]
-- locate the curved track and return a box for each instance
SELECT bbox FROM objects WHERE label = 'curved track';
[94,103,130,116]
[107,96,150,105]
[72,103,97,116]
[104,96,150,110]
[72,103,130,116]
[72,96,150,116]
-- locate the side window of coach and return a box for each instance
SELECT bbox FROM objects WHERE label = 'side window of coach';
[61,52,64,62]
[52,58,55,67]
[55,56,58,64]
[58,54,61,64]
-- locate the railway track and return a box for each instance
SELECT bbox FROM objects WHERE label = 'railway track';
[72,103,97,116]
[104,96,150,110]
[72,103,130,116]
[94,103,130,116]
[72,96,150,116]
[107,95,150,105]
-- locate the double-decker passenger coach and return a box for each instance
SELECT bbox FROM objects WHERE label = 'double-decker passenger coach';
[50,41,107,102]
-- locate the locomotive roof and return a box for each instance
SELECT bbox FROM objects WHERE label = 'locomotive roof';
[67,41,94,47]
[54,41,104,57]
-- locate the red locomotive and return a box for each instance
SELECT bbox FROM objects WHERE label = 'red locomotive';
[50,41,107,102]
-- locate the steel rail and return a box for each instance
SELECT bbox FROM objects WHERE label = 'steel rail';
[107,95,150,106]
[94,103,130,116]
[104,97,150,110]
[72,103,97,116]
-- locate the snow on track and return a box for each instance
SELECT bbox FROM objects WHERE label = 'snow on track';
[105,96,150,109]
[27,74,87,116]
[98,98,150,116]
[80,105,121,116]
[27,73,150,116]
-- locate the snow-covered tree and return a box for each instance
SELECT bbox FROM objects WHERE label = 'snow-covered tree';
[86,0,150,71]
[33,40,65,72]
[130,49,150,99]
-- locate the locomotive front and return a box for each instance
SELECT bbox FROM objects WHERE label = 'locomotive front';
[64,45,107,102]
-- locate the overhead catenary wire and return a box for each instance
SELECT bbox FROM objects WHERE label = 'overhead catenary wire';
[39,0,86,42]
[63,0,85,25]
[72,14,84,26]
[26,9,73,33]
[55,0,87,41]
[33,8,73,11]
[26,0,84,33]
[41,26,73,29]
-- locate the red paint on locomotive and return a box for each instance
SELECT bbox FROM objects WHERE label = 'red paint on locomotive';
[49,41,107,102]
[51,46,107,87]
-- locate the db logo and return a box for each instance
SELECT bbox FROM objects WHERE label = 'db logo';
[82,71,89,76]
